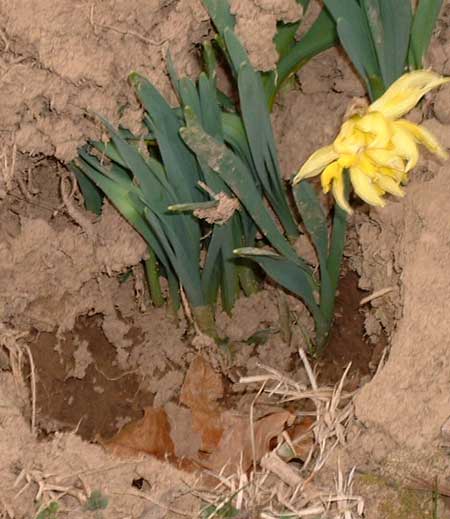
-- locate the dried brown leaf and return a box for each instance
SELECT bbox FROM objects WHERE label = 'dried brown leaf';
[206,410,295,474]
[102,407,174,458]
[180,356,225,452]
[278,417,315,462]
[180,356,224,413]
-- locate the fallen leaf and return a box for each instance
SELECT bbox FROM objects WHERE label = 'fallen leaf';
[277,417,315,462]
[102,407,174,458]
[180,356,225,452]
[180,356,224,413]
[206,410,295,474]
[164,402,202,458]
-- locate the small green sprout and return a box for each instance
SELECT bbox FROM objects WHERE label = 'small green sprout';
[36,502,59,519]
[202,501,240,518]
[85,490,109,512]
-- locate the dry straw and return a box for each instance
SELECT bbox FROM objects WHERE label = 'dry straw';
[196,348,364,518]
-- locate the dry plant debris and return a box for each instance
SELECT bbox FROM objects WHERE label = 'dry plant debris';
[195,350,363,518]
[0,324,36,434]
[102,349,363,518]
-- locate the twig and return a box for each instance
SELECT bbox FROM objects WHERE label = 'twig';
[22,343,37,436]
[359,287,394,306]
[250,381,266,475]
[59,171,95,238]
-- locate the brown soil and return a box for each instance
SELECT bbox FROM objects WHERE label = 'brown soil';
[31,316,154,441]
[318,271,386,387]
[1,0,450,516]
[29,270,382,450]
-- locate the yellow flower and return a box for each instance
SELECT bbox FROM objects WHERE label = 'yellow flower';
[293,70,450,213]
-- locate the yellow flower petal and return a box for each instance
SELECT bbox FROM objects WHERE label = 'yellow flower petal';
[365,148,404,172]
[374,175,405,198]
[356,153,379,176]
[333,118,367,155]
[379,165,406,183]
[356,112,392,148]
[350,167,386,207]
[369,70,450,120]
[395,119,448,160]
[320,161,342,193]
[391,124,419,172]
[331,171,353,214]
[293,145,338,184]
[337,154,357,168]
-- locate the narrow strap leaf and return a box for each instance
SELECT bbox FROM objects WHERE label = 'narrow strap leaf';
[181,123,304,267]
[293,182,334,323]
[408,0,444,68]
[324,0,382,95]
[233,248,323,325]
[362,0,412,87]
[70,163,104,216]
[202,0,235,35]
[265,5,336,106]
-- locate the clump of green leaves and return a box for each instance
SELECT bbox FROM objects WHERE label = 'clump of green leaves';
[181,26,348,351]
[85,489,109,513]
[322,0,444,99]
[37,502,59,519]
[71,0,340,347]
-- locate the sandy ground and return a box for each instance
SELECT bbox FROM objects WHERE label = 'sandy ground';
[1,0,450,517]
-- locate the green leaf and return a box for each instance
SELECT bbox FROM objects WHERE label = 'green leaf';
[37,502,59,519]
[233,248,323,325]
[293,182,334,322]
[95,115,169,207]
[362,0,412,87]
[181,123,303,266]
[265,7,337,106]
[323,0,382,96]
[237,60,298,238]
[221,29,298,237]
[273,0,309,64]
[203,41,218,81]
[198,73,224,141]
[168,200,218,213]
[75,158,163,258]
[220,220,240,313]
[274,20,301,59]
[179,77,203,123]
[85,490,108,512]
[202,224,225,305]
[183,96,241,313]
[221,112,259,181]
[293,182,328,262]
[327,175,350,293]
[70,163,104,215]
[409,0,444,68]
[130,73,204,204]
[166,51,181,97]
[202,0,235,35]
[144,208,206,308]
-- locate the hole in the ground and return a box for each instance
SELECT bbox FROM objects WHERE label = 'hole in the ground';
[27,269,385,443]
[316,270,387,388]
[30,315,153,441]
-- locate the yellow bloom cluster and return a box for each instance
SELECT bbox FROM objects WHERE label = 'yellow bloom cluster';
[293,71,450,213]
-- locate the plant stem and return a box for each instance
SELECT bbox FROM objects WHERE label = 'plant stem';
[144,247,164,307]
[192,305,220,341]
[238,263,260,296]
